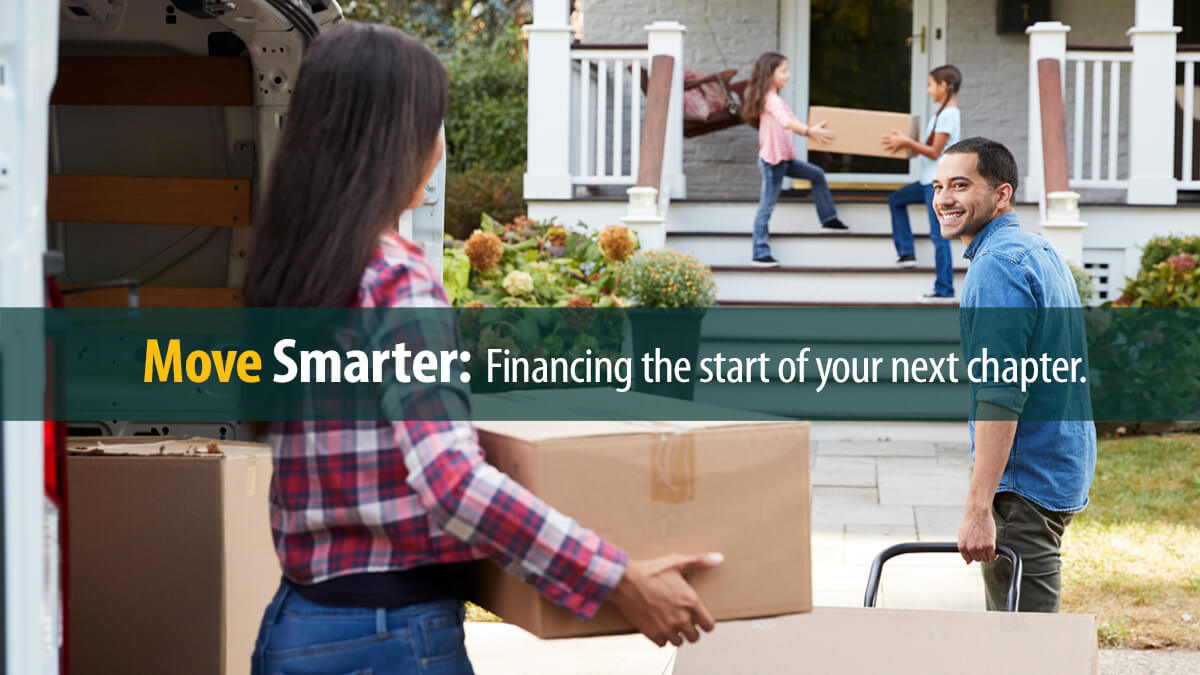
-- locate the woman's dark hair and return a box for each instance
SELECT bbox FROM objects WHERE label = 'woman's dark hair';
[243,22,448,307]
[741,52,787,130]
[944,137,1019,193]
[925,64,962,145]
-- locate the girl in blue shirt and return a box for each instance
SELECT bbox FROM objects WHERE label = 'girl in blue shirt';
[882,65,963,301]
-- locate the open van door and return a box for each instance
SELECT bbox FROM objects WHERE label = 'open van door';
[3,2,447,671]
[0,1,61,674]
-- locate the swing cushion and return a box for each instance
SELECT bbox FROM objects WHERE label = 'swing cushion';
[683,69,731,122]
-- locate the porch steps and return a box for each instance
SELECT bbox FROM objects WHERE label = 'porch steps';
[705,265,966,304]
[669,231,968,269]
[668,199,912,235]
[662,198,965,305]
[674,200,964,430]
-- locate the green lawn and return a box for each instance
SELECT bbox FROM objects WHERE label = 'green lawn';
[1060,434,1200,649]
[466,602,503,623]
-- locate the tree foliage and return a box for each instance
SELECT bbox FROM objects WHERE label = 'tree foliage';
[342,0,529,173]
[342,0,528,47]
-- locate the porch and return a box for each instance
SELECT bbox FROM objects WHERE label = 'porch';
[526,1,1199,204]
[522,0,1200,305]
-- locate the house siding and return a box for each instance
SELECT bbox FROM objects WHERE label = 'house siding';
[947,0,1134,203]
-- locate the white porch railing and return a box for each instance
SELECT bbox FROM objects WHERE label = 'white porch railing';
[570,46,650,187]
[1179,49,1200,191]
[525,0,685,207]
[1027,8,1186,205]
[1064,48,1131,190]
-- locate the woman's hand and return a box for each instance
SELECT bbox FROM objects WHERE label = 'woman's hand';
[608,552,724,647]
[808,120,835,145]
[881,128,911,153]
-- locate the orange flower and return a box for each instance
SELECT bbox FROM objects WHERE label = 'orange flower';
[464,230,503,272]
[597,224,638,261]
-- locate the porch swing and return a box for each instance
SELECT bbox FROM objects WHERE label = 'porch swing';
[638,12,750,138]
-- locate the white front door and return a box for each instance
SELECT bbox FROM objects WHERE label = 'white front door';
[780,0,947,186]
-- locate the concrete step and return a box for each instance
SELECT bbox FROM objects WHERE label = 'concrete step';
[670,201,907,235]
[711,266,966,304]
[668,231,968,269]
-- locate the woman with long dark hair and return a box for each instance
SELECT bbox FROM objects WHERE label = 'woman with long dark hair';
[246,22,721,674]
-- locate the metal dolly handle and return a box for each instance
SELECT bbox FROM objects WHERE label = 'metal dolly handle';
[863,542,1024,612]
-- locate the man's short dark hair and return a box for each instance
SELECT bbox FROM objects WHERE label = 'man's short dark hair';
[943,137,1019,193]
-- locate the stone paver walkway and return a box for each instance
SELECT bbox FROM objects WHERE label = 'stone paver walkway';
[809,439,984,612]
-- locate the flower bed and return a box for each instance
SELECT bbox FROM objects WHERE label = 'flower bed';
[442,214,717,309]
[443,215,639,308]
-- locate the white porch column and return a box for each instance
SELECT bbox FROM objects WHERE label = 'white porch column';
[1040,191,1087,270]
[524,0,573,199]
[1025,22,1070,205]
[1126,0,1180,205]
[645,21,687,200]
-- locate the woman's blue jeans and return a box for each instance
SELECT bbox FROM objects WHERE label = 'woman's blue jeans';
[889,181,954,297]
[252,580,474,675]
[753,158,838,259]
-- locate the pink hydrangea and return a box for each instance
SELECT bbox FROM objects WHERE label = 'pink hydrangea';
[1167,252,1197,273]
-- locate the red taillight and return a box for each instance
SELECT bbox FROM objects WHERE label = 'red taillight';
[45,276,67,674]
[44,420,65,504]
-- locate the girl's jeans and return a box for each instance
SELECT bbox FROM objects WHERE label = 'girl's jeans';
[252,579,474,675]
[888,180,954,297]
[753,158,838,259]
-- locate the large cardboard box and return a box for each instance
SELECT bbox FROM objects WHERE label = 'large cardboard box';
[68,437,280,675]
[472,391,811,639]
[672,607,1099,674]
[807,105,920,159]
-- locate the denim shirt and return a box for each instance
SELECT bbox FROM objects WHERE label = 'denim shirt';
[960,211,1097,513]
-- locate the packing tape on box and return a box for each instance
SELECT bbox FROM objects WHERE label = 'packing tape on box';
[628,422,695,503]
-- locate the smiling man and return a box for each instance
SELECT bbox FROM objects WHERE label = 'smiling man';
[931,137,1097,612]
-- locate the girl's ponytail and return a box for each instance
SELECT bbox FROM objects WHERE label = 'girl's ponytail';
[924,64,962,145]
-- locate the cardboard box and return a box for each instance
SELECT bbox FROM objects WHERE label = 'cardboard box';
[472,391,811,639]
[807,106,920,159]
[672,607,1099,674]
[68,437,279,675]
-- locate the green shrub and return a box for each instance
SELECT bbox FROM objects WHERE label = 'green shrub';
[1139,234,1200,273]
[1112,253,1200,307]
[622,250,718,308]
[444,166,526,241]
[442,23,527,172]
[1068,262,1096,305]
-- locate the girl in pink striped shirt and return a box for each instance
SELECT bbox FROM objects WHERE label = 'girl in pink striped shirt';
[742,52,848,267]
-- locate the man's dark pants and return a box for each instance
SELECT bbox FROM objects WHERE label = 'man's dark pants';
[982,491,1074,612]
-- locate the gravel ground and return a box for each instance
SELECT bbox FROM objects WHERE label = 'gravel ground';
[1100,649,1200,674]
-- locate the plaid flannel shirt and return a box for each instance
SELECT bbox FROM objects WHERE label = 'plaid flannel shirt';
[268,231,628,619]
